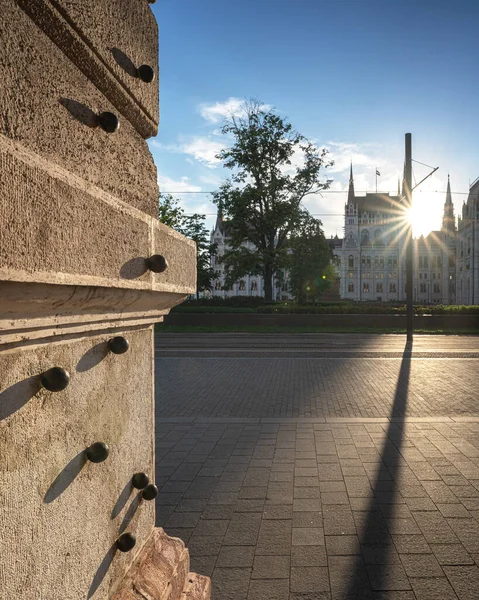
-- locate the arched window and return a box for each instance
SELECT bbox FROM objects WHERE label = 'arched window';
[361,230,370,246]
[348,255,354,269]
[215,280,221,290]
[374,229,382,244]
[239,280,246,291]
[366,256,371,267]
[251,281,257,291]
[348,283,354,292]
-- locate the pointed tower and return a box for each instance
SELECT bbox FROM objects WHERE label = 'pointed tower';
[215,201,224,234]
[348,162,355,203]
[441,175,456,235]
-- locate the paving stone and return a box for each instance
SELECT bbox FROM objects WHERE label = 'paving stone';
[223,513,262,546]
[293,498,321,512]
[165,512,202,528]
[292,511,322,528]
[399,553,443,578]
[189,554,217,577]
[292,528,324,546]
[256,520,292,555]
[212,567,251,600]
[263,504,293,520]
[443,565,479,599]
[325,535,361,555]
[329,555,373,599]
[323,505,357,535]
[366,563,411,591]
[291,545,327,567]
[391,534,431,554]
[290,566,330,593]
[321,491,350,505]
[193,519,229,537]
[247,579,290,600]
[409,577,458,599]
[430,543,474,566]
[252,555,290,579]
[216,546,255,568]
[187,534,224,556]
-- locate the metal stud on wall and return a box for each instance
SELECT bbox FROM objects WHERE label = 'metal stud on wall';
[41,367,70,392]
[137,64,155,83]
[108,336,130,355]
[86,442,109,463]
[97,111,120,133]
[117,533,136,552]
[147,255,168,273]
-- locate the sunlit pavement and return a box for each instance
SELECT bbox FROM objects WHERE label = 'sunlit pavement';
[155,334,479,600]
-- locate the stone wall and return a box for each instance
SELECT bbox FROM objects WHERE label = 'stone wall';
[0,2,209,598]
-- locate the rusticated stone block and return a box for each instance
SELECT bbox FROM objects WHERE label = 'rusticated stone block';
[112,528,192,600]
[180,573,212,599]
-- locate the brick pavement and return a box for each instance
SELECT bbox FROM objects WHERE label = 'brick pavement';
[154,334,479,599]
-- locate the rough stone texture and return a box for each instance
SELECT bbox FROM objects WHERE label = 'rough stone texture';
[111,528,190,600]
[180,573,212,599]
[0,1,203,598]
[0,328,155,598]
[0,139,196,292]
[0,1,157,215]
[56,0,159,128]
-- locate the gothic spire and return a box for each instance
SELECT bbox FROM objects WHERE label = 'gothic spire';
[348,162,355,203]
[441,175,456,234]
[445,174,452,205]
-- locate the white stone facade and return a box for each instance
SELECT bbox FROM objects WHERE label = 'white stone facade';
[209,214,292,300]
[333,170,478,305]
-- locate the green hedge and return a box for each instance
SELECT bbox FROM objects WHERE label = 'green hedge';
[256,304,479,315]
[171,305,256,314]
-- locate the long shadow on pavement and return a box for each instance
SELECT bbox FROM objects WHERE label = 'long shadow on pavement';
[342,341,412,599]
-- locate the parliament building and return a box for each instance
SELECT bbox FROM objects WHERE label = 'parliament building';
[332,167,479,305]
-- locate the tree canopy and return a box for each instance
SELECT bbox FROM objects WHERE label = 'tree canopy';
[289,212,333,304]
[158,194,216,299]
[212,100,332,301]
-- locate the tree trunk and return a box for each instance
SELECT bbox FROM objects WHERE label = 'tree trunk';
[263,266,274,302]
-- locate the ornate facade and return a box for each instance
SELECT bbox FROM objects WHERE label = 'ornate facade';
[333,167,478,305]
[209,211,293,300]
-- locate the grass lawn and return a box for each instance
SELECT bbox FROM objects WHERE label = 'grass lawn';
[156,324,479,335]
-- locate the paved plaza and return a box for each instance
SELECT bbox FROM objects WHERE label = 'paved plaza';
[154,334,479,599]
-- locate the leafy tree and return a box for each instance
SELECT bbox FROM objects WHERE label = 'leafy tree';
[158,193,185,229]
[289,213,333,304]
[158,194,216,300]
[212,100,332,302]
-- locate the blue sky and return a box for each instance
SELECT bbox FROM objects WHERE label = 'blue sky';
[148,0,479,238]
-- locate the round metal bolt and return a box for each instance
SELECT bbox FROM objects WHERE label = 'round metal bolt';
[132,472,149,490]
[147,255,168,273]
[117,532,136,552]
[97,111,120,133]
[41,367,70,392]
[137,64,155,83]
[86,442,109,463]
[142,483,158,501]
[108,336,130,355]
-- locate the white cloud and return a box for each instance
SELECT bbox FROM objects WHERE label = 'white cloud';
[181,137,224,168]
[157,174,201,194]
[199,97,272,123]
[151,137,224,168]
[199,97,245,123]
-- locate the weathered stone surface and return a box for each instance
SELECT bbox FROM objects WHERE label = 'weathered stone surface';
[180,572,212,599]
[0,327,155,599]
[0,1,157,215]
[111,528,190,600]
[17,0,158,138]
